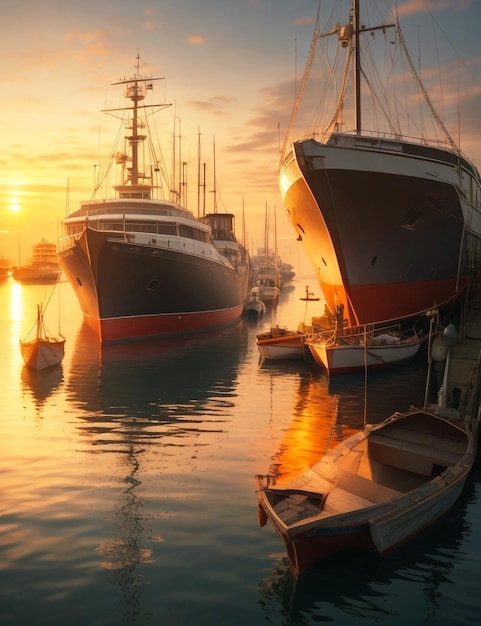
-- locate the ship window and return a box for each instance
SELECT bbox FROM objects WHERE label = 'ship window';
[146,279,160,290]
[157,223,177,235]
[400,212,421,230]
[178,224,210,243]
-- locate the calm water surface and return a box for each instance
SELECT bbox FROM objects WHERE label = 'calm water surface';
[1,275,480,625]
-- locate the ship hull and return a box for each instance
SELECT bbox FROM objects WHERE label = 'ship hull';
[279,137,481,325]
[59,228,249,342]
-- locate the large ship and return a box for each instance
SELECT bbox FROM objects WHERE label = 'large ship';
[12,238,61,284]
[278,0,481,327]
[59,57,251,343]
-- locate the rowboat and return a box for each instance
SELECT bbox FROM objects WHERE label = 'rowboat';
[256,326,305,361]
[256,312,481,577]
[257,407,477,577]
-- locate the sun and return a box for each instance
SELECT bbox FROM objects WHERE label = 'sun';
[9,195,21,212]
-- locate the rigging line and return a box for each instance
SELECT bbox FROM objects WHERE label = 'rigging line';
[397,25,457,151]
[420,0,481,94]
[280,3,322,161]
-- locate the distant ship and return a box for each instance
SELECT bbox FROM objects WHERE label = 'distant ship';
[12,239,61,284]
[0,257,10,283]
[58,56,251,343]
[278,0,481,327]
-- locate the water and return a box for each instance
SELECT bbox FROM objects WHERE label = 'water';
[1,276,480,625]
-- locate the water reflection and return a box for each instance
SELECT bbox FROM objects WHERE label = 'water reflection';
[96,442,150,626]
[21,364,64,410]
[262,353,429,481]
[258,462,480,625]
[267,372,345,479]
[66,320,248,422]
[65,320,249,624]
[326,353,429,425]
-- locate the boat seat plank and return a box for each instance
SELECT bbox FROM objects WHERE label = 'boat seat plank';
[369,432,463,466]
[323,487,374,514]
[368,431,463,476]
[377,427,465,452]
[337,471,402,502]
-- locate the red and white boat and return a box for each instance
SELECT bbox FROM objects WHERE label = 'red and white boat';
[306,326,426,376]
[257,405,477,578]
[256,326,305,361]
[278,0,481,327]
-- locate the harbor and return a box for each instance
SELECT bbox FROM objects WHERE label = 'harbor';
[1,275,481,625]
[2,1,481,624]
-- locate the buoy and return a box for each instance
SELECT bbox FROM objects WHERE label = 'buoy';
[258,504,268,528]
[444,323,459,347]
[431,333,447,362]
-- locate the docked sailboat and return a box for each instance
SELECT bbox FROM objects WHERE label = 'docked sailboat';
[278,1,481,327]
[58,56,251,343]
[20,302,65,371]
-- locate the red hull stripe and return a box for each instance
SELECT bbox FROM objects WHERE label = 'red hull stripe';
[84,306,244,342]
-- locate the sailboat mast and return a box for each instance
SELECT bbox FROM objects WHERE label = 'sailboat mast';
[354,0,361,134]
[213,137,217,213]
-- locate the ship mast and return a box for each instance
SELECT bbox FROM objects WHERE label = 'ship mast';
[106,53,170,199]
[352,0,395,134]
[354,0,361,134]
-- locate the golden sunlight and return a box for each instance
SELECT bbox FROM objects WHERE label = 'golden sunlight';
[9,195,22,212]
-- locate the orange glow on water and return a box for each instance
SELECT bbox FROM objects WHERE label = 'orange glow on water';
[271,375,356,479]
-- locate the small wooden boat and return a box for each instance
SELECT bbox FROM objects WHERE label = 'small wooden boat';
[20,303,65,371]
[245,287,267,318]
[256,286,327,360]
[256,326,305,360]
[256,273,280,304]
[306,325,426,375]
[257,406,477,578]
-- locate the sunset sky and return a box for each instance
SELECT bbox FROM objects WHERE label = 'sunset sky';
[1,0,481,266]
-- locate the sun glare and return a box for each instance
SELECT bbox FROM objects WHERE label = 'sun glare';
[9,196,22,212]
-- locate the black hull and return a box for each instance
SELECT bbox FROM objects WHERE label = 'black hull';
[59,228,250,342]
[280,139,481,325]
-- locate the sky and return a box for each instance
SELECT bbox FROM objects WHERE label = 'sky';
[1,0,481,267]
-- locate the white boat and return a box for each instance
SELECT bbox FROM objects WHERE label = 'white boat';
[306,326,426,375]
[20,303,65,371]
[256,286,328,360]
[278,0,481,327]
[256,309,481,578]
[245,287,267,318]
[256,326,305,361]
[256,270,281,304]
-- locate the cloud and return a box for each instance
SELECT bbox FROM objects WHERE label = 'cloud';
[294,16,316,26]
[65,30,111,59]
[397,0,472,17]
[187,35,204,45]
[185,95,236,117]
